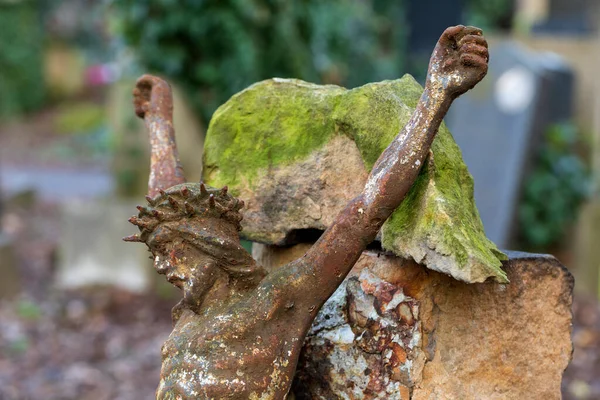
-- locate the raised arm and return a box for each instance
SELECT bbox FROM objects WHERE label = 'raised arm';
[303,26,489,301]
[133,75,186,197]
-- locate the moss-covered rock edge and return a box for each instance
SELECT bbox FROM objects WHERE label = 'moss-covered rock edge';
[203,75,508,283]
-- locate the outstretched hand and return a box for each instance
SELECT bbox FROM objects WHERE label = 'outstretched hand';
[132,74,185,197]
[426,25,489,97]
[133,74,174,121]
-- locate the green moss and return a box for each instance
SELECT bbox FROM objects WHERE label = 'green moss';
[203,79,345,193]
[381,122,508,282]
[332,75,424,169]
[203,76,508,283]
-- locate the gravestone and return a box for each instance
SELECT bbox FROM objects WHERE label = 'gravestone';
[251,243,574,399]
[405,0,463,81]
[55,199,152,292]
[406,0,462,54]
[533,0,598,35]
[445,42,574,248]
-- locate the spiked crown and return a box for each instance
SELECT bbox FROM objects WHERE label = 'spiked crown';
[124,182,244,244]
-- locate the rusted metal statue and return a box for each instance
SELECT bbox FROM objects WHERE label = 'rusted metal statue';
[125,25,489,399]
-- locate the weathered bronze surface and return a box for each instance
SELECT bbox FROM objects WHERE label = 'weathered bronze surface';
[125,25,489,399]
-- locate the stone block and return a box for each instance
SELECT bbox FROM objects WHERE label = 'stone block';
[250,246,574,399]
[574,200,600,297]
[204,77,506,283]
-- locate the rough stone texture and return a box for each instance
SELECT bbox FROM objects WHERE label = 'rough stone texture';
[252,246,573,399]
[204,77,507,283]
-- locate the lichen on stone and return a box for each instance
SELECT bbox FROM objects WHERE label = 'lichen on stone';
[203,79,345,190]
[203,75,507,283]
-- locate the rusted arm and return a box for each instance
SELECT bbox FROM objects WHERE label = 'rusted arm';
[302,26,489,305]
[301,82,452,303]
[133,75,186,197]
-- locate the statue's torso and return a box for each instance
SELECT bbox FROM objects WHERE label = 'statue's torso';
[156,281,310,399]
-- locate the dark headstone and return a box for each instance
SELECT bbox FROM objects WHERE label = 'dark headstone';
[533,0,598,35]
[405,0,464,81]
[445,42,574,248]
[407,0,463,56]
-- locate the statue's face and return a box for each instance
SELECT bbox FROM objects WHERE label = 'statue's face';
[143,216,257,307]
[149,235,220,304]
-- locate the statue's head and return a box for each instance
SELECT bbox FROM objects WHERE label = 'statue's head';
[125,182,262,303]
[126,75,265,304]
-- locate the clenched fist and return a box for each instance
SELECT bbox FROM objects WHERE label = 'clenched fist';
[427,25,489,97]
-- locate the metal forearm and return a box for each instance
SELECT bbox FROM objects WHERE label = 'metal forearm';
[133,75,186,197]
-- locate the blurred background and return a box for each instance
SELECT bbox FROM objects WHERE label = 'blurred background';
[0,0,598,398]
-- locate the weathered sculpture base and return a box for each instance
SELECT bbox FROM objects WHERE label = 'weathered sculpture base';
[254,244,573,399]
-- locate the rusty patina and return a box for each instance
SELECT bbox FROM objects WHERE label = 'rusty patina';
[133,75,186,198]
[125,25,489,399]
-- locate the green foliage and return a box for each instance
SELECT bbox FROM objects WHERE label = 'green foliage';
[0,1,46,118]
[465,0,514,31]
[518,123,591,250]
[111,0,407,122]
[55,102,106,134]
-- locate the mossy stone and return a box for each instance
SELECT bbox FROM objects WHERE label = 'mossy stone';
[203,75,507,283]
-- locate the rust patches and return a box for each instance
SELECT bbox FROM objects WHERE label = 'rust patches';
[391,342,407,364]
[399,384,411,399]
[133,74,186,197]
[296,269,425,397]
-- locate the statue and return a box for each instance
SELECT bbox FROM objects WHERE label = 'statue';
[125,25,489,399]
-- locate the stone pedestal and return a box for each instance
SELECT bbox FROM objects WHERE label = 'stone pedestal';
[254,245,573,399]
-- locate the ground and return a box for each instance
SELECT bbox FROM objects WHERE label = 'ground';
[0,197,174,400]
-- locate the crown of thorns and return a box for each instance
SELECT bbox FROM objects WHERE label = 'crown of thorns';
[123,182,244,244]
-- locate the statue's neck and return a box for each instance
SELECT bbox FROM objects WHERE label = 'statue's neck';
[180,265,263,317]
